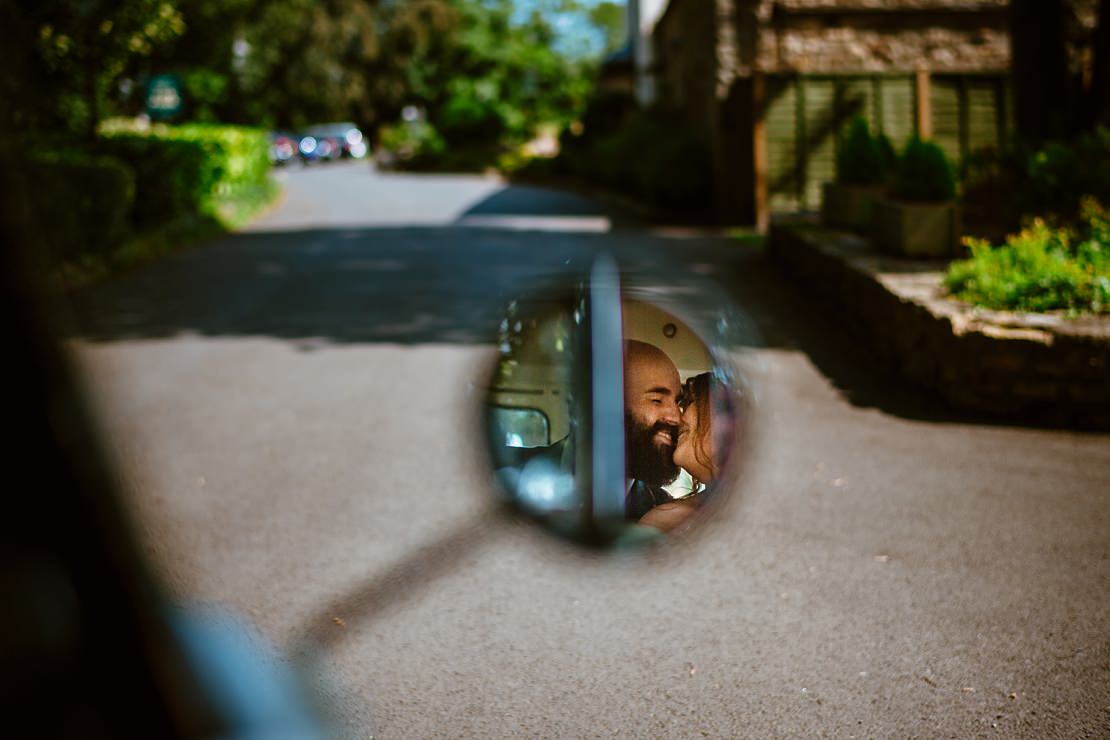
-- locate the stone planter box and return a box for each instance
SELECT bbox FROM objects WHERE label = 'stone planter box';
[872,199,960,258]
[822,182,886,232]
[767,220,1110,429]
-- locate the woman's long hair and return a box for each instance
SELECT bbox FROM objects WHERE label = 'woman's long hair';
[681,372,720,483]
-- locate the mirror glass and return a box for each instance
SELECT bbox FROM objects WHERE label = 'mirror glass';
[486,289,581,536]
[483,262,749,549]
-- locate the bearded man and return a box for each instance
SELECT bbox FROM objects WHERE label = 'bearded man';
[623,340,682,520]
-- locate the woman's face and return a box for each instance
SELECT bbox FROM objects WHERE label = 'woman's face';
[673,399,714,483]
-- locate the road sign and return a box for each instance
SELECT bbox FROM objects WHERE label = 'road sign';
[146,74,183,120]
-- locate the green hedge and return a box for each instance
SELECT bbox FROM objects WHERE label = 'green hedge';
[97,121,271,226]
[22,122,273,277]
[26,151,135,265]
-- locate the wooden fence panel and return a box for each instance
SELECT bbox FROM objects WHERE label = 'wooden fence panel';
[931,76,963,165]
[877,76,916,149]
[967,77,1003,158]
[766,75,800,211]
[758,71,1009,217]
[801,78,837,209]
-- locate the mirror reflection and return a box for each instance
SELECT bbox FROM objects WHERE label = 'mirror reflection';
[486,292,580,529]
[484,278,745,548]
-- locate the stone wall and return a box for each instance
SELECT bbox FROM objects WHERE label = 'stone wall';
[757,1,1010,72]
[761,24,1009,72]
[768,220,1110,429]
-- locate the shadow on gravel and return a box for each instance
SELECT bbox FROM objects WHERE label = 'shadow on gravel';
[61,226,747,345]
[61,176,1039,428]
[460,183,613,218]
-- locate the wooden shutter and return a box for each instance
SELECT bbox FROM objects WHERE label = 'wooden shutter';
[966,77,1002,156]
[877,75,916,152]
[766,74,800,211]
[801,77,837,209]
[931,76,962,165]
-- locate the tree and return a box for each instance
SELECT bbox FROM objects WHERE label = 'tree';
[33,0,185,138]
[423,0,593,148]
[588,1,626,58]
[15,0,596,164]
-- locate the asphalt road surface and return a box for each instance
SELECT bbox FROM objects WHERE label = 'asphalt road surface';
[66,162,1110,737]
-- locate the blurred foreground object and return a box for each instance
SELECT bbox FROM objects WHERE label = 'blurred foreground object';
[0,127,329,739]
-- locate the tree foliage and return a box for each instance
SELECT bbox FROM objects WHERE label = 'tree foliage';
[10,0,606,166]
[28,0,186,138]
[588,1,626,57]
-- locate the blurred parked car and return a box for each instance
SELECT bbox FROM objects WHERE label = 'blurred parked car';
[268,131,298,166]
[298,122,368,163]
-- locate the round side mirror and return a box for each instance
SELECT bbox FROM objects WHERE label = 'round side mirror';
[483,254,754,549]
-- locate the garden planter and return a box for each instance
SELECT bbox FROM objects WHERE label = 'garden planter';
[872,199,961,258]
[822,182,886,232]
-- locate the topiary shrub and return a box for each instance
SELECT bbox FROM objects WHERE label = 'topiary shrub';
[892,136,956,202]
[876,133,897,178]
[835,117,886,186]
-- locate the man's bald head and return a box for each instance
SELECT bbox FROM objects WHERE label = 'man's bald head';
[624,340,681,484]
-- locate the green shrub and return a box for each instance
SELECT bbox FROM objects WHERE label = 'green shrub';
[579,90,636,140]
[1021,127,1110,220]
[876,133,896,177]
[97,121,270,226]
[438,90,506,147]
[892,136,956,202]
[583,110,712,211]
[26,151,135,266]
[956,127,1110,241]
[945,198,1110,313]
[181,68,230,122]
[379,121,447,163]
[835,117,886,186]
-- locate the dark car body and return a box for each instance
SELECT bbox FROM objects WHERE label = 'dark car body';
[298,122,368,163]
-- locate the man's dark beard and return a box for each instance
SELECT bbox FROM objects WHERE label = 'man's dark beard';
[625,414,679,485]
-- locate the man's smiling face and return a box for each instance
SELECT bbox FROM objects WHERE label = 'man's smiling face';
[624,341,682,484]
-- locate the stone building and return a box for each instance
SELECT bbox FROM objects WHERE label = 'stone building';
[651,0,1014,225]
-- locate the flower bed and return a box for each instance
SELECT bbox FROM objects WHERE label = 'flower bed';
[946,199,1110,314]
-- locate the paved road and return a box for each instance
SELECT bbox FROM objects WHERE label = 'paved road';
[67,162,1110,737]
